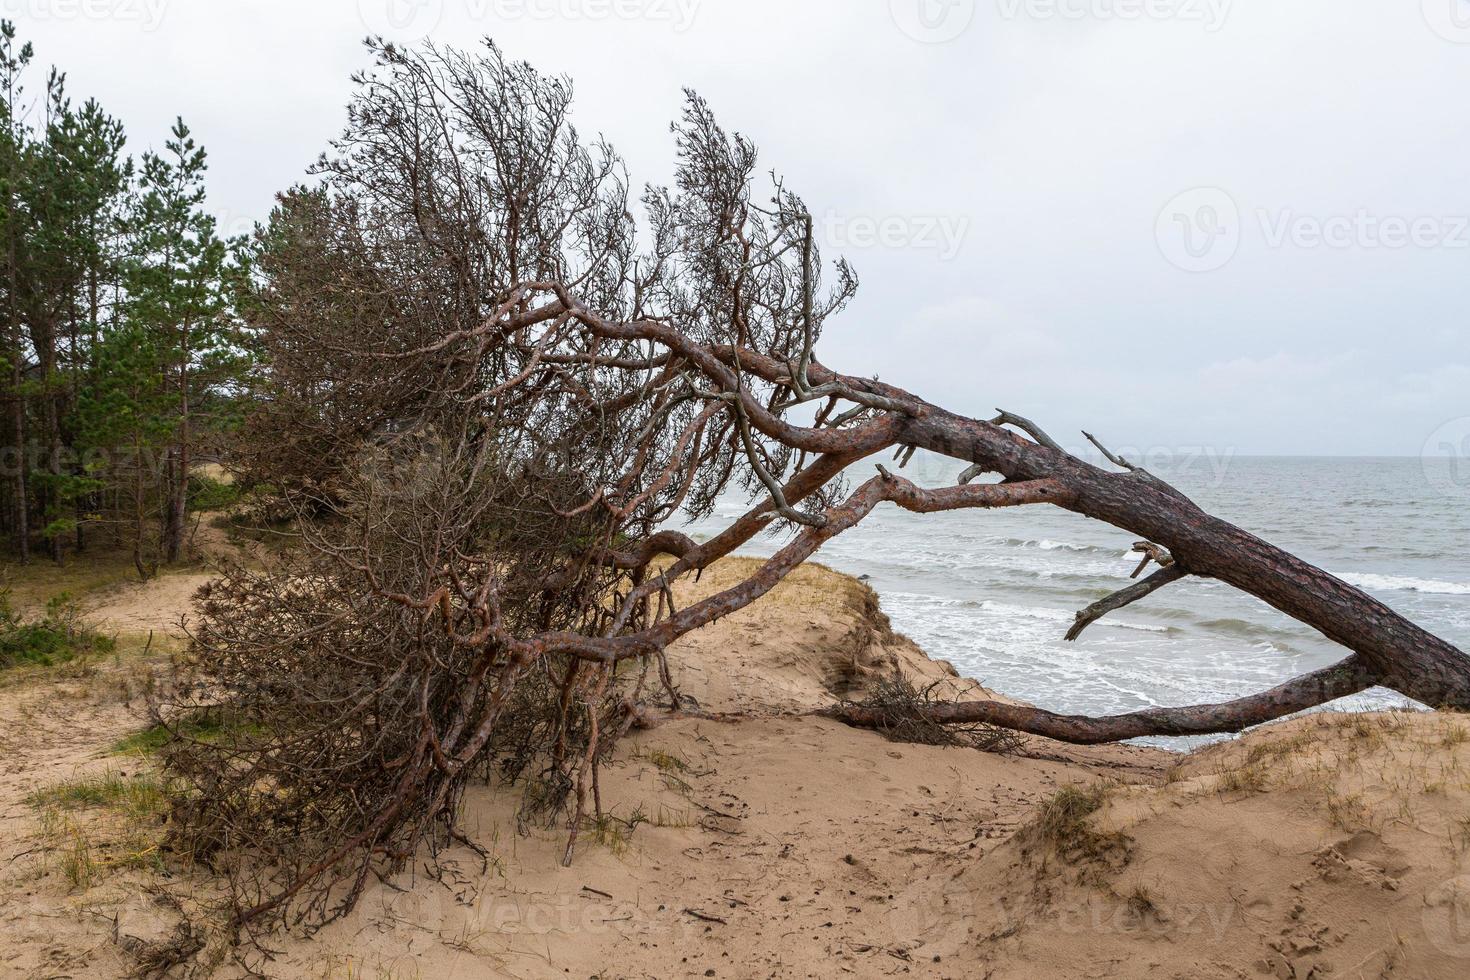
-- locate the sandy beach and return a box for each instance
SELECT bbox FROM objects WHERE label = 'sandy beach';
[1,556,1466,978]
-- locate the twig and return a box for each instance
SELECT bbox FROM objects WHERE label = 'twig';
[1083,430,1140,472]
[1066,565,1187,641]
[990,409,1063,453]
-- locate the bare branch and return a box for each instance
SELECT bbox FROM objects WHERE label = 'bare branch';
[1066,565,1187,642]
[1129,541,1176,579]
[874,466,1074,513]
[1082,430,1141,472]
[990,409,1064,453]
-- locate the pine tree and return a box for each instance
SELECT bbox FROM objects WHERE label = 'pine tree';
[122,118,242,563]
[22,72,129,560]
[0,23,245,568]
[0,21,33,562]
[72,320,171,577]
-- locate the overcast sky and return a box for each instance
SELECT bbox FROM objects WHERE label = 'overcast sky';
[9,0,1469,455]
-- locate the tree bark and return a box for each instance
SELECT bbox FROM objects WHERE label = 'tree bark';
[9,359,25,565]
[162,315,192,564]
[825,656,1376,744]
[897,407,1470,710]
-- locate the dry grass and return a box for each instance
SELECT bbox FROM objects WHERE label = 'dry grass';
[1124,883,1163,922]
[112,707,264,756]
[581,812,639,856]
[27,769,176,888]
[645,803,693,829]
[0,629,173,702]
[1168,711,1470,849]
[1026,782,1131,868]
[1325,789,1371,832]
[639,747,689,774]
[1216,760,1271,795]
[0,548,166,612]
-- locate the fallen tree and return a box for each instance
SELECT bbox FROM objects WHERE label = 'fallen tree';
[162,37,1470,948]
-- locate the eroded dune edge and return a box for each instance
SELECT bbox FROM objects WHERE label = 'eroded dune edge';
[2,556,1467,979]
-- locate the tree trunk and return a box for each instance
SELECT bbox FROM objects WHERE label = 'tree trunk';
[900,409,1470,710]
[132,432,151,580]
[41,330,62,565]
[555,305,1470,730]
[162,322,190,565]
[9,361,25,565]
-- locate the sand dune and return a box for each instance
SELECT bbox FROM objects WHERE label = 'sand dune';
[0,558,1466,978]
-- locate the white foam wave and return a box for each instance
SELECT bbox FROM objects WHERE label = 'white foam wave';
[977,599,1170,633]
[994,536,1112,554]
[1339,572,1470,596]
[1036,539,1090,552]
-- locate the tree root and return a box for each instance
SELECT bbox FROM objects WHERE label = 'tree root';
[821,655,1377,745]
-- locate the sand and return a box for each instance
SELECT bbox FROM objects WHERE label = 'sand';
[0,556,1467,978]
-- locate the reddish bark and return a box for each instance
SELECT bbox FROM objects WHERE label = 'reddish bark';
[824,657,1375,744]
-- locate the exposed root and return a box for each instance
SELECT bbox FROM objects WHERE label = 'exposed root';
[831,674,1023,753]
[824,656,1378,745]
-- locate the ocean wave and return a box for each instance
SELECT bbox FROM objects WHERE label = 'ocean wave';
[994,536,1113,555]
[1198,617,1291,640]
[883,591,978,609]
[1338,572,1470,596]
[882,591,1177,636]
[1035,538,1101,553]
[977,599,1171,633]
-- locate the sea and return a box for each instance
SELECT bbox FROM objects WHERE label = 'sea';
[680,453,1470,749]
